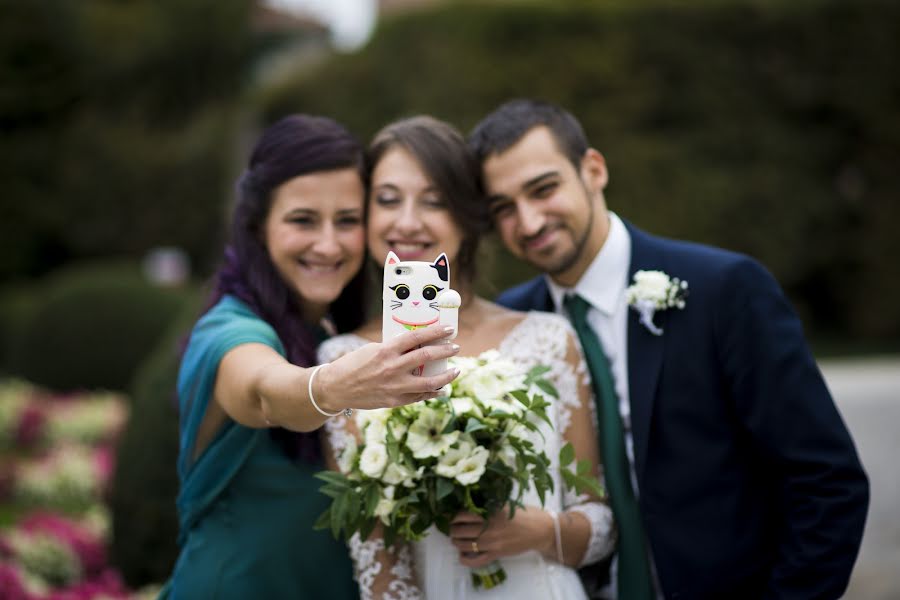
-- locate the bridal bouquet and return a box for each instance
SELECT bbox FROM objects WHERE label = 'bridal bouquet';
[317,350,590,589]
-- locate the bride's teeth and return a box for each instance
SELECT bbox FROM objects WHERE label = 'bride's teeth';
[303,263,338,273]
[394,243,424,253]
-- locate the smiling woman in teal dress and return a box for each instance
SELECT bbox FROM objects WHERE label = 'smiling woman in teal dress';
[159,114,460,599]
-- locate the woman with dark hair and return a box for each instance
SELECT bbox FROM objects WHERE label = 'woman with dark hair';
[319,116,615,599]
[161,114,460,599]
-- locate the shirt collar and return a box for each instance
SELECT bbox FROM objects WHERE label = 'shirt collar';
[546,212,632,316]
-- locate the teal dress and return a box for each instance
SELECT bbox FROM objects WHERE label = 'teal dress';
[161,295,357,599]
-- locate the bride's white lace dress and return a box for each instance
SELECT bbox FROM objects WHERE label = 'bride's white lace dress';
[319,311,615,600]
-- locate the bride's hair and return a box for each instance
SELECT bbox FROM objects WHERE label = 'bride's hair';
[366,116,490,284]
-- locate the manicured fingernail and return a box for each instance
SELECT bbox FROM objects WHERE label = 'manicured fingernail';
[444,326,455,334]
[451,344,460,352]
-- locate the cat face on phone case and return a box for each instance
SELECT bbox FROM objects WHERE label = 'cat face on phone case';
[384,251,449,330]
[382,251,460,377]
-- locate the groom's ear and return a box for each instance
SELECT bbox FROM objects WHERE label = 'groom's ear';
[580,149,608,194]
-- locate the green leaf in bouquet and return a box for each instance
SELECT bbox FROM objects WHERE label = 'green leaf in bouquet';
[315,470,351,488]
[465,417,487,434]
[384,525,397,548]
[313,507,332,533]
[318,485,346,500]
[487,409,510,418]
[534,379,559,398]
[365,484,381,516]
[359,517,377,542]
[525,365,551,381]
[576,458,591,476]
[331,492,347,539]
[509,389,531,407]
[436,476,455,501]
[442,415,459,434]
[577,476,605,498]
[561,467,578,490]
[559,442,576,467]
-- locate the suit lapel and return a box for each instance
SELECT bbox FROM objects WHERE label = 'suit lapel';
[625,223,666,482]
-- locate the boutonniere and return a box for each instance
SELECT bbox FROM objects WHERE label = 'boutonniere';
[625,270,688,336]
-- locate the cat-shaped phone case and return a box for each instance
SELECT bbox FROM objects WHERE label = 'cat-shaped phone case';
[383,251,460,377]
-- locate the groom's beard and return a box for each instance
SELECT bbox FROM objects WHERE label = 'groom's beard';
[521,187,595,278]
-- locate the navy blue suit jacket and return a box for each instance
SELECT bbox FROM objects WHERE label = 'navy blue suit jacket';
[497,222,868,599]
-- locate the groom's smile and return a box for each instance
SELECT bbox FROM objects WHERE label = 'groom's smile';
[483,126,608,286]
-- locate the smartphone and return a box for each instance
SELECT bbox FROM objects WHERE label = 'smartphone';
[382,250,460,377]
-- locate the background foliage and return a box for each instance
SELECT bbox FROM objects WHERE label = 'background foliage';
[262,0,900,342]
[1,0,898,590]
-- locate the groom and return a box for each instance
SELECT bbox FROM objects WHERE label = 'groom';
[468,99,869,599]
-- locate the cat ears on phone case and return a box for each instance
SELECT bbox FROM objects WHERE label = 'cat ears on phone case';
[385,251,450,282]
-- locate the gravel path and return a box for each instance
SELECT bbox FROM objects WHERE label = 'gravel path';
[820,356,900,599]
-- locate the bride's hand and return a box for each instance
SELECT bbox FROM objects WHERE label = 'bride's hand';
[449,507,554,568]
[316,323,461,412]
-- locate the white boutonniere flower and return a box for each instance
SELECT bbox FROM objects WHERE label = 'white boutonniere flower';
[625,270,688,336]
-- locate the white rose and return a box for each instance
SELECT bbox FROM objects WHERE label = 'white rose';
[453,445,490,486]
[633,270,671,303]
[359,442,388,478]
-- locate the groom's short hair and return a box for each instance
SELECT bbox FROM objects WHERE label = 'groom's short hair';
[468,99,589,171]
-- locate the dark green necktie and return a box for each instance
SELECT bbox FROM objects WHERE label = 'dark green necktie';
[564,293,654,600]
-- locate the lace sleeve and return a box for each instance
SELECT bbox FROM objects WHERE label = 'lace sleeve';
[348,533,421,600]
[319,334,423,598]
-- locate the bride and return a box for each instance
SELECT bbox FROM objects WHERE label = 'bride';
[320,116,615,599]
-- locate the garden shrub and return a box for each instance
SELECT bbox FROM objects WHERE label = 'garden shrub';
[108,292,202,588]
[6,260,197,392]
[261,0,900,342]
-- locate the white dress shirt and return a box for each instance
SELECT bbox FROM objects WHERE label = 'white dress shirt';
[545,212,638,493]
[545,212,663,599]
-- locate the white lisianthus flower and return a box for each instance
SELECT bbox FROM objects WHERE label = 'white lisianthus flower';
[381,462,412,486]
[405,407,459,459]
[364,418,387,446]
[359,442,388,478]
[453,445,490,486]
[374,485,396,525]
[388,418,408,441]
[435,439,476,478]
[337,437,358,475]
[450,396,481,417]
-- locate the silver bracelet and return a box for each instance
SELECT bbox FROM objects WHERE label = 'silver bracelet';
[308,364,352,418]
[549,510,564,564]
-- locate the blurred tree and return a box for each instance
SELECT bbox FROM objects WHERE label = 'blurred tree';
[260,0,900,342]
[0,0,256,281]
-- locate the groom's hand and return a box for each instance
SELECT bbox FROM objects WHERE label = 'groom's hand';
[449,507,555,568]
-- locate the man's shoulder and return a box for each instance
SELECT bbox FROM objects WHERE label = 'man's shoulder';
[496,276,551,312]
[632,225,767,281]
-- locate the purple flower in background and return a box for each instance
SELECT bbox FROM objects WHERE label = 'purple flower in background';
[19,512,106,576]
[0,562,30,600]
[15,403,47,449]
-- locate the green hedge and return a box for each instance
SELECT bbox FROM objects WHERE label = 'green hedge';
[3,261,197,392]
[109,294,201,587]
[261,0,900,341]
